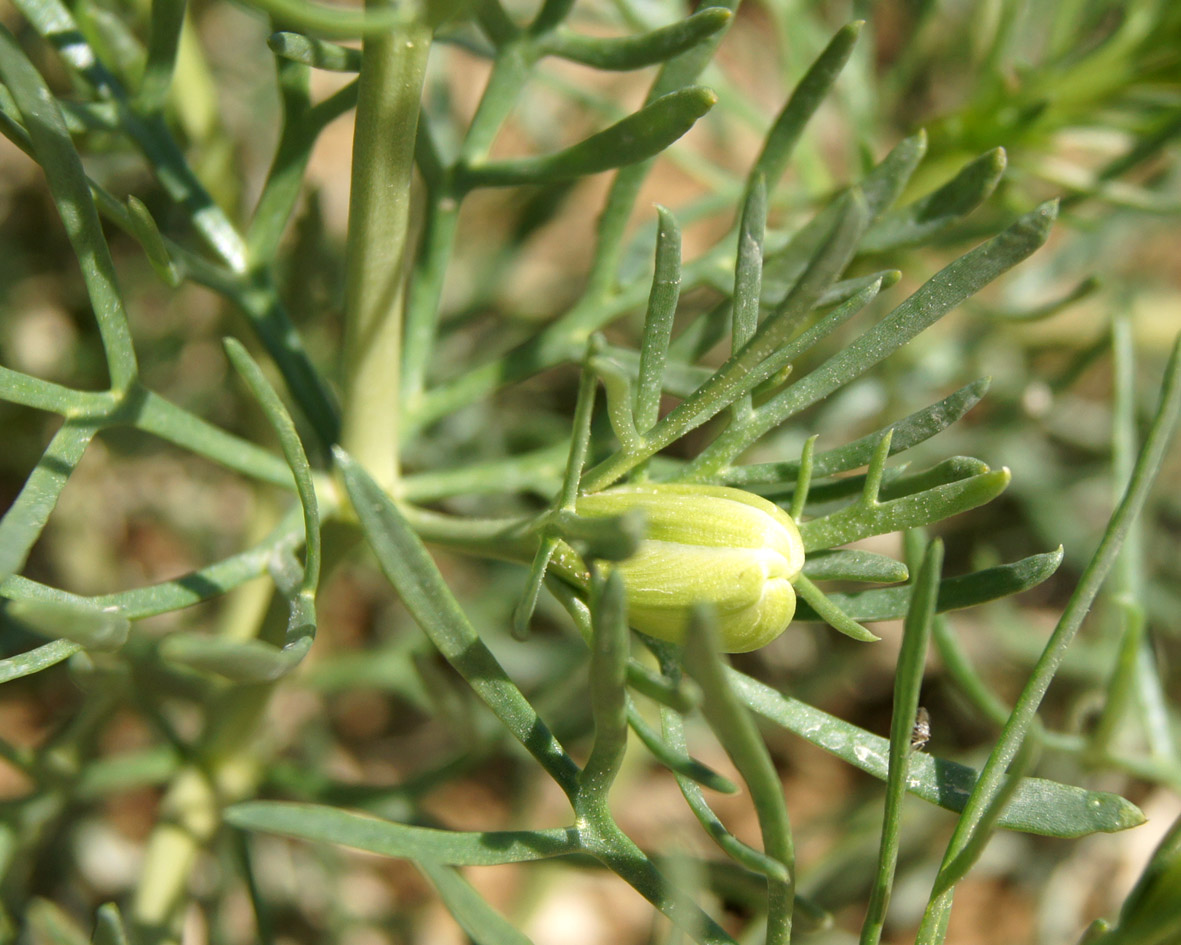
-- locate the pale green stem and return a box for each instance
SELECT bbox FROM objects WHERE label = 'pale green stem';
[339,12,432,492]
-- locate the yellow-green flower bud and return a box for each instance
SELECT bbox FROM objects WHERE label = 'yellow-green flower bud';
[575,484,805,653]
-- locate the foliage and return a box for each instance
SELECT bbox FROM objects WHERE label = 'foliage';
[0,0,1179,943]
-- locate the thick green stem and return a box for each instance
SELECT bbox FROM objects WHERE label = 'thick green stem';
[339,14,432,492]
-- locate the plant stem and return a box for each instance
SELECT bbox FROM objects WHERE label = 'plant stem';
[339,10,432,493]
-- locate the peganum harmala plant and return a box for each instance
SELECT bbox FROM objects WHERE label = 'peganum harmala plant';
[0,0,1179,943]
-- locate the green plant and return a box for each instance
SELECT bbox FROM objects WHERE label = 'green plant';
[0,0,1178,943]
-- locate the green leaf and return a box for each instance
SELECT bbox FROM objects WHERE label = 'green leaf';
[158,610,314,683]
[0,639,81,685]
[1,507,305,620]
[723,379,991,488]
[879,456,992,501]
[760,130,926,303]
[268,31,362,71]
[417,862,536,945]
[224,339,321,594]
[634,206,683,437]
[793,548,1064,622]
[0,421,96,580]
[722,202,1058,456]
[6,598,129,651]
[922,332,1181,931]
[580,571,631,798]
[860,149,1007,254]
[0,23,138,391]
[237,0,415,38]
[135,0,184,113]
[0,367,97,415]
[799,468,1011,552]
[751,21,863,192]
[542,9,731,70]
[859,539,942,945]
[91,903,130,945]
[226,801,580,865]
[793,575,880,642]
[26,900,88,945]
[125,197,181,287]
[455,87,717,190]
[625,707,736,793]
[683,611,793,944]
[336,448,582,797]
[728,671,1145,838]
[801,550,909,583]
[1099,814,1181,945]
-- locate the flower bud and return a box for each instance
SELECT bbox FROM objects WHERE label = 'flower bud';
[575,484,805,653]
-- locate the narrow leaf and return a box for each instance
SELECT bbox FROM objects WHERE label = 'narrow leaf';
[751,21,863,191]
[860,149,1007,254]
[0,421,96,580]
[799,468,1011,552]
[0,24,137,389]
[723,379,991,488]
[801,550,909,584]
[634,207,683,436]
[793,548,1064,622]
[226,801,580,865]
[730,203,1058,453]
[542,9,731,70]
[0,639,81,685]
[224,339,321,593]
[729,671,1145,837]
[125,197,181,287]
[683,611,794,943]
[7,599,129,651]
[456,87,717,190]
[91,903,130,945]
[760,130,927,301]
[159,630,313,682]
[860,540,942,945]
[336,448,582,797]
[418,862,535,945]
[136,0,185,112]
[268,31,362,71]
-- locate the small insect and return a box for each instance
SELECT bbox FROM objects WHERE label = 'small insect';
[910,706,931,752]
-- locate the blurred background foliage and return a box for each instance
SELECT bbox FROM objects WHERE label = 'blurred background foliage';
[0,0,1179,942]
